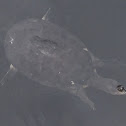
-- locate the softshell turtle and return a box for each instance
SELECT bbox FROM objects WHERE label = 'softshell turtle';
[1,9,126,110]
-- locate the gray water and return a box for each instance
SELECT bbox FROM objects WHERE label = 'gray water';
[0,0,126,126]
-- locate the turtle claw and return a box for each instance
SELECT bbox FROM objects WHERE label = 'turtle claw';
[0,64,17,86]
[89,101,96,111]
[42,8,51,21]
[83,84,88,88]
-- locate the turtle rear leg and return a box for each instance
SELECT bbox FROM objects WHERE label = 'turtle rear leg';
[0,64,17,86]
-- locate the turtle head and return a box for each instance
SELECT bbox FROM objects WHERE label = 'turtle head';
[88,76,126,95]
[97,79,126,95]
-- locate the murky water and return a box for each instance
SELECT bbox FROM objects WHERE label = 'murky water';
[0,0,126,126]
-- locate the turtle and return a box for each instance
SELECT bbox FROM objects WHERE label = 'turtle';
[1,9,126,110]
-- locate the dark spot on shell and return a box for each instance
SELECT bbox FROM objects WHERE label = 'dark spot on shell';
[30,35,58,48]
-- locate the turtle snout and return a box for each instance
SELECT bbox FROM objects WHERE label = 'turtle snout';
[116,85,126,95]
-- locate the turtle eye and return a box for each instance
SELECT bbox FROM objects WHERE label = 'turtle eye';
[117,85,126,92]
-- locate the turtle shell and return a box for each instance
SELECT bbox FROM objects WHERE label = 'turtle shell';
[4,19,95,90]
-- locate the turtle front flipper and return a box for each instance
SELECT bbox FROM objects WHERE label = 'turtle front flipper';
[95,58,126,68]
[66,84,96,110]
[76,88,96,110]
[87,49,126,68]
[0,64,17,86]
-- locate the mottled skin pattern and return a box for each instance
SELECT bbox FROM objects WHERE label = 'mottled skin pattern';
[4,19,126,110]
